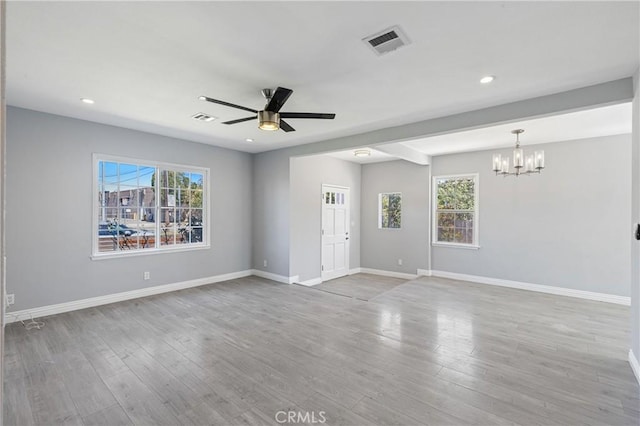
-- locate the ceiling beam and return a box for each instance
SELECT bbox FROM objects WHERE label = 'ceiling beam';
[374,143,431,165]
[281,77,634,158]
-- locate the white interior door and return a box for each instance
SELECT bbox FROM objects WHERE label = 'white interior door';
[321,185,350,281]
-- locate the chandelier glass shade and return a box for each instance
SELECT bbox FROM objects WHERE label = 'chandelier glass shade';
[492,129,544,177]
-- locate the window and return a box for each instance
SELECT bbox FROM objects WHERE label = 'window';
[378,192,401,229]
[433,174,478,247]
[93,155,208,257]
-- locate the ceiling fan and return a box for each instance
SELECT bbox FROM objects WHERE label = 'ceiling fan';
[198,87,335,132]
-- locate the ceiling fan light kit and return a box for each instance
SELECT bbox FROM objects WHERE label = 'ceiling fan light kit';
[258,110,280,131]
[199,87,335,133]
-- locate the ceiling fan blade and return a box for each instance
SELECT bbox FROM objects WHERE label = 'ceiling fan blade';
[222,116,257,125]
[200,96,257,114]
[279,119,295,132]
[265,87,293,112]
[280,112,336,120]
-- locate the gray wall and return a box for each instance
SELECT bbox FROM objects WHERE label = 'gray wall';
[251,150,290,278]
[361,160,430,274]
[290,155,361,282]
[6,107,253,311]
[249,80,633,286]
[431,134,631,297]
[1,1,6,414]
[631,69,639,357]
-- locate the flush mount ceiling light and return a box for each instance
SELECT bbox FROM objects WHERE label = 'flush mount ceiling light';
[245,138,254,142]
[480,75,495,84]
[354,149,371,157]
[492,129,545,177]
[80,98,95,104]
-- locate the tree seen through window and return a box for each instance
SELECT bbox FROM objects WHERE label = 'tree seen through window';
[434,175,477,245]
[379,192,401,229]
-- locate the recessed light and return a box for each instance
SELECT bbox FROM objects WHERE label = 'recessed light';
[80,98,95,104]
[245,138,254,143]
[480,75,495,84]
[354,149,371,157]
[198,96,206,101]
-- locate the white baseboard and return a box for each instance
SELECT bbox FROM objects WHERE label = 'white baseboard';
[295,277,323,287]
[428,270,630,306]
[629,350,640,385]
[251,269,299,285]
[359,268,417,280]
[10,267,627,324]
[4,269,254,324]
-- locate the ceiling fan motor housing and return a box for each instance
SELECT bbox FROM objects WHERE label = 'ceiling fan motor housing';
[261,88,274,101]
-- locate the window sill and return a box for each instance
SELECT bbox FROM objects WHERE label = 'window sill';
[91,243,210,260]
[432,242,480,250]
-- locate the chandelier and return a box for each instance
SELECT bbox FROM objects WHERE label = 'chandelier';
[492,129,544,177]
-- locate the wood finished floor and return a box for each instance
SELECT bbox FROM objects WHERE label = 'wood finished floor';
[3,274,639,426]
[307,273,406,301]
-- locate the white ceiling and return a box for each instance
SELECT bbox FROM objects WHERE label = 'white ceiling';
[6,2,639,154]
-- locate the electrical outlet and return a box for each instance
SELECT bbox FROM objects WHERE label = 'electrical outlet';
[6,294,15,306]
[398,259,403,266]
[263,260,268,267]
[143,271,150,280]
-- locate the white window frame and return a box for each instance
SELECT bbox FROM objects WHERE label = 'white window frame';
[378,192,402,230]
[92,154,210,259]
[432,173,479,249]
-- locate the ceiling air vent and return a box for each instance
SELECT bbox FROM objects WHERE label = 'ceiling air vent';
[363,25,410,56]
[191,112,216,122]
